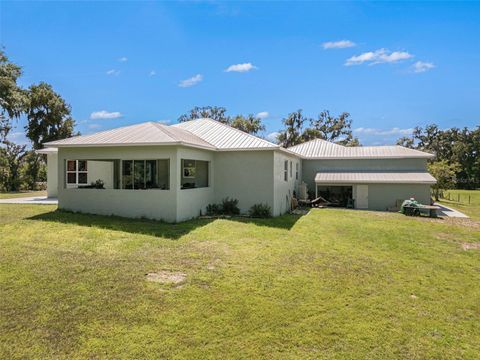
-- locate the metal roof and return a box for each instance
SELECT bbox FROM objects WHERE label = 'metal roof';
[173,118,279,150]
[288,138,434,159]
[36,147,58,154]
[45,122,215,149]
[315,171,437,184]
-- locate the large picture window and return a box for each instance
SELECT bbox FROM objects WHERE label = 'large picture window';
[66,160,88,185]
[181,159,209,189]
[121,159,169,190]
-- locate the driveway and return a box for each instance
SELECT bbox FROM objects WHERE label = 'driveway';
[433,202,469,218]
[0,196,58,205]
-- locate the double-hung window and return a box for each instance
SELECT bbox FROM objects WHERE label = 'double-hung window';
[66,160,88,186]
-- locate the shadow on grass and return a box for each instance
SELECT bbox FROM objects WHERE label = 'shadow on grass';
[28,209,307,239]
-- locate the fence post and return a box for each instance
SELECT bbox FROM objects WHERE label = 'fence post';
[458,194,460,203]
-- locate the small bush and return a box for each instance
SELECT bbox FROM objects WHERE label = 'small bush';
[206,203,221,216]
[249,203,272,218]
[93,179,105,189]
[221,197,240,215]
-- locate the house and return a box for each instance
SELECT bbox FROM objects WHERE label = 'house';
[41,119,436,222]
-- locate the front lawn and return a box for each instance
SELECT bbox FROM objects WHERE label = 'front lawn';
[1,204,479,359]
[438,189,480,220]
[0,190,47,199]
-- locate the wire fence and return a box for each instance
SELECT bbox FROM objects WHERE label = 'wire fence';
[437,190,472,205]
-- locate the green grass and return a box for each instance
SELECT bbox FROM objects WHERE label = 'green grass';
[438,189,480,220]
[0,190,47,199]
[1,204,479,359]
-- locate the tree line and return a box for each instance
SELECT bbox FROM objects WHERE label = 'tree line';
[0,50,76,191]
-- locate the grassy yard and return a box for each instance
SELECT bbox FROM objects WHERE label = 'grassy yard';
[0,190,47,199]
[1,204,479,359]
[438,189,480,220]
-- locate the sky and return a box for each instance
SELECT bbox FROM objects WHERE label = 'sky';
[1,1,479,146]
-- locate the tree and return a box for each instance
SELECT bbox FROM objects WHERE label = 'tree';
[307,110,359,146]
[0,127,27,191]
[25,82,76,150]
[230,114,265,135]
[21,151,47,190]
[178,106,230,124]
[277,110,309,147]
[428,160,461,201]
[0,49,27,141]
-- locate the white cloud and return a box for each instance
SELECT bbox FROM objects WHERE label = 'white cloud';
[322,40,356,49]
[354,127,414,136]
[149,70,157,76]
[106,69,120,76]
[345,49,413,66]
[118,57,128,62]
[90,110,123,120]
[225,63,257,73]
[412,61,435,73]
[266,131,280,143]
[256,111,269,119]
[178,74,203,88]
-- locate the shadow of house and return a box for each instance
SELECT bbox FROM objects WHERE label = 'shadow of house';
[28,209,307,240]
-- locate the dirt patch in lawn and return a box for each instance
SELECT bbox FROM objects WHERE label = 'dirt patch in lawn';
[461,243,480,251]
[146,271,186,284]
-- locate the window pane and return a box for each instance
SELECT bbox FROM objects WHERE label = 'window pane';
[134,160,145,189]
[67,160,76,171]
[67,172,76,184]
[158,159,169,190]
[183,159,195,168]
[78,160,87,171]
[78,173,88,184]
[122,160,133,189]
[145,160,158,189]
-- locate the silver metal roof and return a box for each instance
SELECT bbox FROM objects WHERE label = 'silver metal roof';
[36,147,58,154]
[315,171,437,184]
[45,122,215,149]
[289,138,434,159]
[173,118,279,150]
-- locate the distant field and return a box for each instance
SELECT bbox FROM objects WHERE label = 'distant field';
[439,189,480,220]
[0,191,47,199]
[1,204,479,359]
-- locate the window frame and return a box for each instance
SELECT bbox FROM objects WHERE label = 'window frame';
[284,160,288,182]
[289,160,293,178]
[66,160,88,186]
[295,162,299,180]
[121,159,169,190]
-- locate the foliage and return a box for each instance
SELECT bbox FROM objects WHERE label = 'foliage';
[277,109,361,147]
[428,160,461,201]
[398,125,480,189]
[229,114,265,135]
[0,49,27,141]
[178,106,230,124]
[0,136,27,192]
[1,204,479,358]
[248,203,272,218]
[206,203,222,216]
[220,197,240,215]
[20,151,46,190]
[25,82,76,150]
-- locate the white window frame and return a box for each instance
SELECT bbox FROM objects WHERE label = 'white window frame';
[66,160,88,186]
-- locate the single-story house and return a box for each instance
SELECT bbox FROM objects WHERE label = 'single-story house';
[40,118,436,222]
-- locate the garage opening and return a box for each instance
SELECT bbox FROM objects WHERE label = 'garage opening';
[316,186,353,207]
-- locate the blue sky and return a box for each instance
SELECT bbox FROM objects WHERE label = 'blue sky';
[2,1,479,146]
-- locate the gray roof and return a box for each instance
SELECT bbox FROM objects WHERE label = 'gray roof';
[315,171,437,184]
[36,147,58,154]
[288,138,434,159]
[45,122,215,149]
[173,118,278,150]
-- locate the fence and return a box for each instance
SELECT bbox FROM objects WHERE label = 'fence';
[437,190,472,205]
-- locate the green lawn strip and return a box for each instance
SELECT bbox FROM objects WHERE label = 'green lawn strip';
[438,190,480,220]
[0,205,479,359]
[0,191,47,199]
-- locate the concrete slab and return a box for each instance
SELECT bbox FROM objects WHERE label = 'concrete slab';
[433,202,469,218]
[0,196,58,205]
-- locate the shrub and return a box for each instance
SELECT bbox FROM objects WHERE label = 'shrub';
[249,203,272,218]
[206,203,221,216]
[93,179,105,189]
[221,197,240,215]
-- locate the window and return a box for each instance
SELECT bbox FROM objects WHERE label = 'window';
[121,160,169,190]
[66,160,88,185]
[181,159,209,189]
[284,160,288,181]
[290,161,293,178]
[295,162,299,180]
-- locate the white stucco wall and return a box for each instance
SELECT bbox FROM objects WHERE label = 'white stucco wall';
[46,153,58,198]
[213,151,275,215]
[273,151,301,216]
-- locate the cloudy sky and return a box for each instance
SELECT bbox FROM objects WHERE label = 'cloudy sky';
[2,1,479,145]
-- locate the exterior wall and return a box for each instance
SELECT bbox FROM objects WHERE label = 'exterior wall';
[273,151,301,216]
[46,153,58,197]
[302,158,428,196]
[176,147,215,221]
[213,151,275,215]
[368,184,431,211]
[57,146,179,222]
